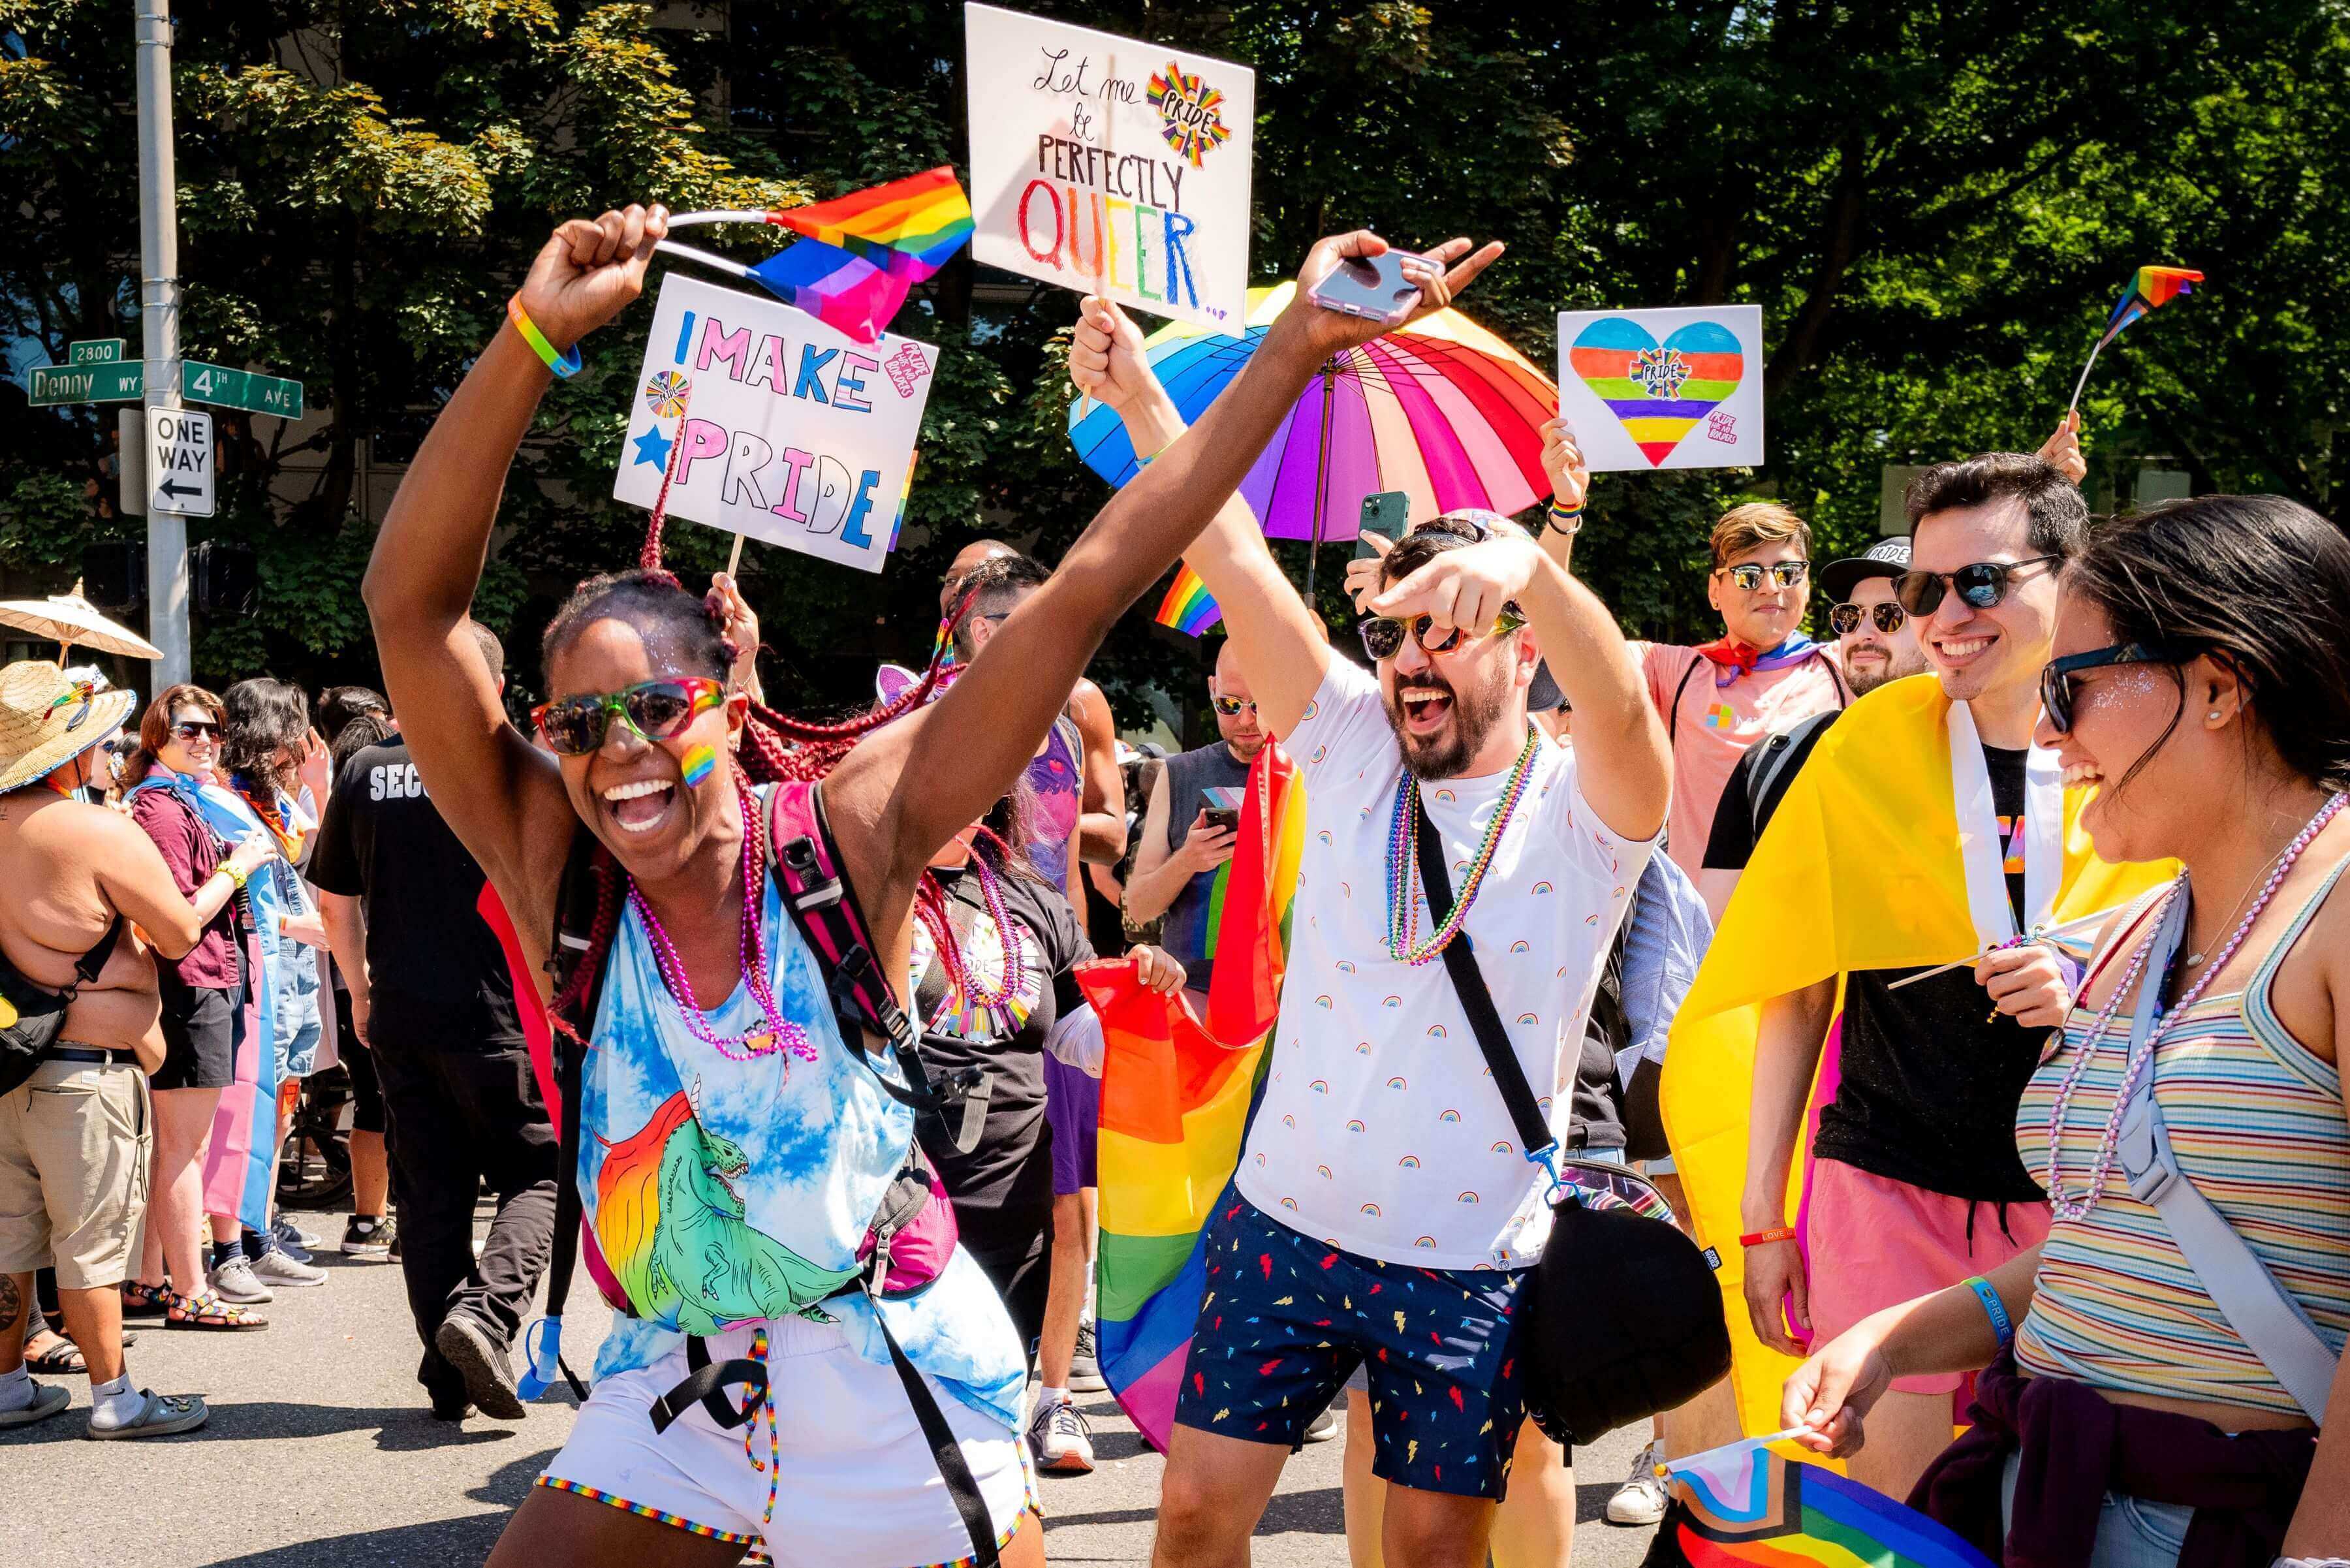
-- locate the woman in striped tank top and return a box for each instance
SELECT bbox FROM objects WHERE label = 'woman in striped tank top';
[1782,494,2350,1567]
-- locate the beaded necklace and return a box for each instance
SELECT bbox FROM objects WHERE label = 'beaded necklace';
[1383,727,1543,965]
[2043,790,2346,1222]
[917,831,1027,1011]
[627,776,815,1063]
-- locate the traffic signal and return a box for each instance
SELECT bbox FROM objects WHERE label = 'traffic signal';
[81,542,148,610]
[191,540,258,614]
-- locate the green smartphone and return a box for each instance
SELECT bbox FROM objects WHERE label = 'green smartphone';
[1355,490,1410,559]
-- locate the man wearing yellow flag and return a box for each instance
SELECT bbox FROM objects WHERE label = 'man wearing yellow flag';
[1661,452,2174,1501]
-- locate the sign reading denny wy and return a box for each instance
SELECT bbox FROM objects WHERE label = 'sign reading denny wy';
[964,3,1253,333]
[25,339,304,419]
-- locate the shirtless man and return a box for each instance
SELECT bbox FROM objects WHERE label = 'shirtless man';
[0,661,271,1437]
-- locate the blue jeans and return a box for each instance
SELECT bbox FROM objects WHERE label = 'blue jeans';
[2000,1452,2192,1567]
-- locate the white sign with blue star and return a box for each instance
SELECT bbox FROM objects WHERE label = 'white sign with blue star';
[613,272,939,574]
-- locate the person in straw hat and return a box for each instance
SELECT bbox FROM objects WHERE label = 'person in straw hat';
[0,659,266,1437]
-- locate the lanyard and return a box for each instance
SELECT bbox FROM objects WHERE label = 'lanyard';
[1945,700,2062,946]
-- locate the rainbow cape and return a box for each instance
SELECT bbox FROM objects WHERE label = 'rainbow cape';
[748,167,974,343]
[1153,563,1223,636]
[1662,1437,1994,1567]
[1076,742,1305,1450]
[1659,675,2176,1434]
[2097,264,2204,351]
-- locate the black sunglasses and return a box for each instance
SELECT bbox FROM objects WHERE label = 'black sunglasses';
[170,719,221,741]
[2039,641,2201,734]
[1828,601,1906,636]
[1892,555,2061,617]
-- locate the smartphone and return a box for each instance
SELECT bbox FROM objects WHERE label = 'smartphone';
[1308,249,1422,328]
[1355,490,1410,560]
[1199,785,1244,834]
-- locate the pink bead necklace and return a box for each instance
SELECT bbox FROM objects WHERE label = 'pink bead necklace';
[930,830,1027,1009]
[627,777,815,1063]
[2043,791,2346,1222]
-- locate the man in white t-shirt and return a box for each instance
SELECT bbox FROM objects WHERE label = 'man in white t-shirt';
[1071,298,1670,1568]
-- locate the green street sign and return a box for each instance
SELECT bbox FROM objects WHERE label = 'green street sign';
[69,339,126,366]
[181,360,304,420]
[27,362,144,406]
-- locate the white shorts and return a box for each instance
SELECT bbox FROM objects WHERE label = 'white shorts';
[539,1315,1035,1567]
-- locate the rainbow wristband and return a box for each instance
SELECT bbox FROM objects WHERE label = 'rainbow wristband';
[1962,1274,2013,1350]
[507,297,582,379]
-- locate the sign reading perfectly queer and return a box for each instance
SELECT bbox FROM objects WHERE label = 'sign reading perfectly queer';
[613,273,935,574]
[964,3,1253,333]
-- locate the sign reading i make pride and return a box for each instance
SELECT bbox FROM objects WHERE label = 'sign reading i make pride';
[965,3,1253,332]
[1558,305,1766,472]
[613,273,935,574]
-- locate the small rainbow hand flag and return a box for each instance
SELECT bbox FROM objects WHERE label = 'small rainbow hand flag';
[1153,564,1222,636]
[746,167,974,343]
[1662,1439,1994,1568]
[2097,264,2205,350]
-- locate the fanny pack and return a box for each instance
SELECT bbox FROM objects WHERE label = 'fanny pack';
[526,778,999,1565]
[0,918,125,1097]
[1408,794,1731,1447]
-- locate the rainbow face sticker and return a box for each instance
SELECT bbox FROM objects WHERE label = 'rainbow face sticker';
[681,743,718,788]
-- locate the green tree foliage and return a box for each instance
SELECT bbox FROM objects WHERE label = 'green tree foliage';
[2,1,2341,729]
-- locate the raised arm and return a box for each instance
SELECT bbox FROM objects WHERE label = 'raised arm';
[827,232,1499,905]
[362,207,670,938]
[1068,678,1125,867]
[1533,416,1588,574]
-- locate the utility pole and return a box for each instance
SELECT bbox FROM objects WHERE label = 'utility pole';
[135,0,191,686]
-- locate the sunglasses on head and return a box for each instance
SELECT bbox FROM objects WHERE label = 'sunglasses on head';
[2038,640,2201,734]
[533,677,725,757]
[170,719,221,742]
[1719,560,1807,593]
[1358,608,1526,663]
[1829,601,1907,636]
[1210,695,1257,717]
[1892,555,2060,617]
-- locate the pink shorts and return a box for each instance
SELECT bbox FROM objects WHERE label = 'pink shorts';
[1805,1159,2050,1396]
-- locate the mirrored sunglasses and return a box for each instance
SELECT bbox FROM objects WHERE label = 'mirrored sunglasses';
[1892,555,2061,617]
[1721,560,1808,592]
[1358,608,1526,663]
[1828,601,1906,636]
[532,677,724,757]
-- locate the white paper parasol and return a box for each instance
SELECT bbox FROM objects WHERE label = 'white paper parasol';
[0,580,164,662]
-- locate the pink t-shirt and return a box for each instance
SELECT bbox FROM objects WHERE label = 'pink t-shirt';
[1635,642,1847,875]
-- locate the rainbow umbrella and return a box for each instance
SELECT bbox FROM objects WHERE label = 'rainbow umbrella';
[1068,284,1557,592]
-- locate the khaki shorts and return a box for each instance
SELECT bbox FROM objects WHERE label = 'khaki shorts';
[0,1055,151,1291]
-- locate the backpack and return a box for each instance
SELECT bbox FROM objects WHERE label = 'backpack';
[526,779,1001,1565]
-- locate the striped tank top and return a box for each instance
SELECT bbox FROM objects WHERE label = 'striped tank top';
[2012,856,2350,1417]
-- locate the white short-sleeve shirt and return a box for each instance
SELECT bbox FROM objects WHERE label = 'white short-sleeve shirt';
[1234,658,1657,1269]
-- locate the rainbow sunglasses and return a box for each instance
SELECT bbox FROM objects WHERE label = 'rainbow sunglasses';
[532,677,725,757]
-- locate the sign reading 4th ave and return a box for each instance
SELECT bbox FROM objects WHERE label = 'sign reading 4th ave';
[148,407,216,518]
[182,361,304,419]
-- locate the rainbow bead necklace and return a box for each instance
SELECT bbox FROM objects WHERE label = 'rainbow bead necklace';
[1383,727,1543,965]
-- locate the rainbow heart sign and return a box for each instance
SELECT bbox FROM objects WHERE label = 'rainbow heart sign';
[1556,306,1765,472]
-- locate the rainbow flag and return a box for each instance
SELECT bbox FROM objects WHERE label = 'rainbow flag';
[1077,742,1305,1450]
[748,167,974,343]
[1153,564,1223,636]
[2097,264,2205,349]
[1662,1440,1994,1567]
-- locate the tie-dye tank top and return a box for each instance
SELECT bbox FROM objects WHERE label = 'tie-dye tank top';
[580,789,1027,1428]
[2013,856,2350,1417]
[1023,715,1083,892]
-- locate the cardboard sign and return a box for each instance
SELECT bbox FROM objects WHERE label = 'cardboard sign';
[613,273,936,574]
[1557,306,1766,471]
[964,3,1253,332]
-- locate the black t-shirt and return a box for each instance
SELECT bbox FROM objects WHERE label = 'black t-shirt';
[308,738,524,1050]
[912,858,1095,1227]
[1702,712,1842,872]
[1813,744,2046,1204]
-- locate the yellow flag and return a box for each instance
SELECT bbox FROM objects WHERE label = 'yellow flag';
[1661,674,2176,1434]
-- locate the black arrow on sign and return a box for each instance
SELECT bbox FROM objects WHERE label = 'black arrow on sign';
[157,478,204,500]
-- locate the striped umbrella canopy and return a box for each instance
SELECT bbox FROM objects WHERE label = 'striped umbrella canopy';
[1068,283,1558,550]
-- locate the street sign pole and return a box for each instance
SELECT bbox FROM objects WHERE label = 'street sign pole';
[136,0,191,687]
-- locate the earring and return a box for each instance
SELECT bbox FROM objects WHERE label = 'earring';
[2208,710,2222,721]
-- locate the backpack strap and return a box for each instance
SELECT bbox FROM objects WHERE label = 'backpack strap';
[1746,708,1840,840]
[1667,652,1704,747]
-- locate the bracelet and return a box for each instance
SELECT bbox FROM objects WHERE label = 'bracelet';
[1133,433,1176,467]
[1739,1227,1797,1247]
[1962,1274,2013,1350]
[219,863,247,890]
[1544,498,1585,537]
[506,296,582,379]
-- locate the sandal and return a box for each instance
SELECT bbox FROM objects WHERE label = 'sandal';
[23,1330,84,1375]
[165,1291,268,1331]
[120,1281,172,1318]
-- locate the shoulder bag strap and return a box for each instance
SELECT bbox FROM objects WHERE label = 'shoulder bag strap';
[1667,653,1704,747]
[1747,709,1840,839]
[2113,890,2338,1422]
[1412,793,1554,1164]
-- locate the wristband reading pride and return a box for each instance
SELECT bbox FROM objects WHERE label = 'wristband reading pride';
[507,297,582,379]
[1963,1274,2014,1349]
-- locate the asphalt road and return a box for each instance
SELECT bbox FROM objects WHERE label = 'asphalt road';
[3,1203,1661,1568]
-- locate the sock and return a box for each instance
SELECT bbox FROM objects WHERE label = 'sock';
[1040,1384,1069,1411]
[89,1370,141,1428]
[213,1239,242,1271]
[242,1228,266,1261]
[0,1360,31,1411]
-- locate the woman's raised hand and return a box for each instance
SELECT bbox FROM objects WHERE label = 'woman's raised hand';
[512,204,671,354]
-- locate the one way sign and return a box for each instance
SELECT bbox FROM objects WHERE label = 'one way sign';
[148,407,216,518]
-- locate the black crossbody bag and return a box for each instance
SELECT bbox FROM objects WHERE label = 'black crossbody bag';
[1409,794,1730,1447]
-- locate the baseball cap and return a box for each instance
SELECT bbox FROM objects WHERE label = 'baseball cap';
[1817,535,1911,604]
[1527,659,1564,714]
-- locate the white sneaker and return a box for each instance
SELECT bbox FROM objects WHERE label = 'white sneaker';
[208,1255,274,1304]
[1605,1440,1670,1526]
[1026,1394,1095,1475]
[1303,1404,1341,1443]
[249,1244,328,1288]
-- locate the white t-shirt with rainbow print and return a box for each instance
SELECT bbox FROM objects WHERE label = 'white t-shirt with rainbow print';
[1235,659,1655,1271]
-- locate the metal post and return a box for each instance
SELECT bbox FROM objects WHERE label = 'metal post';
[136,0,191,686]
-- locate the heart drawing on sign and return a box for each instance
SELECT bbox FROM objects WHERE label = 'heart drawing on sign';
[1567,319,1746,466]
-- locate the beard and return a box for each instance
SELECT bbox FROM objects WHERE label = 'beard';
[1383,658,1512,780]
[1845,642,1930,697]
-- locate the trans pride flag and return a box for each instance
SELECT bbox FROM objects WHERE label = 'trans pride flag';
[1075,742,1304,1450]
[1661,1439,1993,1568]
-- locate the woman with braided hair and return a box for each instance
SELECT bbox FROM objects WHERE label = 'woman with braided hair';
[365,204,1499,1566]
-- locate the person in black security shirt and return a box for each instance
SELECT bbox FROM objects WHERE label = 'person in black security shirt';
[311,622,555,1425]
